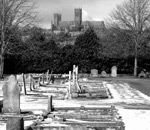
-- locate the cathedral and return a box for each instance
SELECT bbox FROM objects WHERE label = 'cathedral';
[51,8,105,32]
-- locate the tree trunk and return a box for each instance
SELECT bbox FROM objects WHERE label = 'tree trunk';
[0,44,5,79]
[133,39,138,77]
[0,0,5,78]
[0,53,4,78]
[0,44,5,78]
[134,56,137,77]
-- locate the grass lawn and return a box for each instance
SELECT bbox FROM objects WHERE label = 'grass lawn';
[89,77,150,97]
[124,79,150,96]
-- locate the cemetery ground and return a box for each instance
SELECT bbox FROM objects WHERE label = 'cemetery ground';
[0,75,150,130]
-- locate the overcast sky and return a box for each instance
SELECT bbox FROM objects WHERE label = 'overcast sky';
[35,0,125,29]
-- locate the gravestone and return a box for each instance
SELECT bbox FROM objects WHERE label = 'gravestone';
[25,74,33,91]
[146,72,150,78]
[138,71,146,78]
[16,74,23,82]
[17,74,27,95]
[101,71,108,78]
[2,75,20,114]
[91,69,98,77]
[111,66,117,77]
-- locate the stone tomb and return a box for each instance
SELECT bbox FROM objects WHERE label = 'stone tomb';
[111,66,117,77]
[32,106,125,130]
[2,75,20,114]
[91,69,98,77]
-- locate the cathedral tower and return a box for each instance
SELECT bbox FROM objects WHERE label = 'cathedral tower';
[74,8,82,26]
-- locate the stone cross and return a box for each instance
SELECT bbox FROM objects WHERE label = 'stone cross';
[2,75,20,114]
[111,66,117,77]
[16,74,27,95]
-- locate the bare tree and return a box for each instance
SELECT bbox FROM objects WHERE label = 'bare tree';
[108,0,150,76]
[0,0,37,77]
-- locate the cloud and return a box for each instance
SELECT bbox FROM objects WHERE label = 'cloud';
[93,18,102,21]
[35,0,125,28]
[82,10,94,21]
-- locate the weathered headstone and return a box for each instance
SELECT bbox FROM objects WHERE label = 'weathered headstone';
[138,71,146,78]
[16,74,27,95]
[16,74,23,82]
[101,71,108,78]
[2,75,20,114]
[91,69,98,77]
[30,75,35,89]
[111,66,117,77]
[146,72,150,78]
[25,75,33,91]
[6,117,24,130]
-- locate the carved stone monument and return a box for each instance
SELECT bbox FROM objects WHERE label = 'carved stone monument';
[111,66,117,77]
[2,75,20,114]
[91,69,98,77]
[101,71,108,78]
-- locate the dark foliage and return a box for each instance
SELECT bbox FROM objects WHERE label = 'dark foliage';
[3,27,150,75]
[74,28,101,73]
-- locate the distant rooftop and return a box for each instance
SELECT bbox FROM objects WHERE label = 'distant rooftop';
[82,21,105,29]
[58,20,105,30]
[59,21,75,28]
